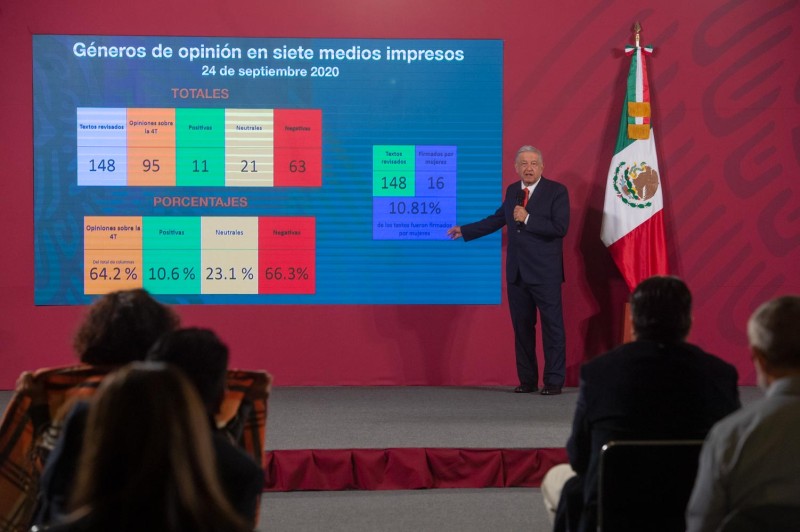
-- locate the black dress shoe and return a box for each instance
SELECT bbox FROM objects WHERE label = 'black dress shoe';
[540,386,562,395]
[514,385,539,393]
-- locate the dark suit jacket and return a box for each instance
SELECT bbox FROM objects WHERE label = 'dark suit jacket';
[565,340,741,532]
[461,178,569,284]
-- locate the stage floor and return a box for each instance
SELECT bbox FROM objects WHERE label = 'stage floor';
[265,385,579,451]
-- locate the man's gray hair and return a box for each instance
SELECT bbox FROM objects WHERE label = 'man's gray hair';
[516,145,544,165]
[747,295,800,369]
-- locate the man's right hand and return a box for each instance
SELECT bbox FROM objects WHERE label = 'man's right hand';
[447,226,463,240]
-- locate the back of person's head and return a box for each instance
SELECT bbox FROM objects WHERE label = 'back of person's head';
[73,289,180,365]
[747,295,800,371]
[69,362,248,532]
[146,327,229,415]
[630,276,692,343]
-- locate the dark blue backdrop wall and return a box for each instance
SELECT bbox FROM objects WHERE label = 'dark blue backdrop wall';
[1,0,798,387]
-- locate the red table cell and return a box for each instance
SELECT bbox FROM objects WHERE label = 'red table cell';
[258,249,315,295]
[258,217,315,295]
[274,109,321,148]
[258,217,315,250]
[274,147,321,187]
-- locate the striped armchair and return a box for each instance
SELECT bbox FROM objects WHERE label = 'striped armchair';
[0,365,270,532]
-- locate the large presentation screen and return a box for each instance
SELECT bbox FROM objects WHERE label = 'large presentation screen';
[33,35,503,305]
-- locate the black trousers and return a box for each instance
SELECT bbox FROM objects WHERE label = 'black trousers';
[506,278,566,387]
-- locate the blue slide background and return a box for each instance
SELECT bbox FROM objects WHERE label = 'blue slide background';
[33,35,502,305]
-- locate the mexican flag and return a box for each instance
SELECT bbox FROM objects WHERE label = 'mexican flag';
[600,40,668,291]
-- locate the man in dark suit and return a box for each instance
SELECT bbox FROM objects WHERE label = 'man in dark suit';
[447,145,570,395]
[543,276,741,532]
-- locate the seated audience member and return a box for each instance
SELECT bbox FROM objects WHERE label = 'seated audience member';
[69,288,180,366]
[26,289,179,526]
[146,328,265,525]
[42,363,250,532]
[18,288,180,434]
[686,295,800,531]
[542,276,741,532]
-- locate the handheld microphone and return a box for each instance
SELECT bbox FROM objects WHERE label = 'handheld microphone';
[516,189,527,232]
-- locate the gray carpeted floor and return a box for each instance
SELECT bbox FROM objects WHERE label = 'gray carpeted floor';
[259,386,575,530]
[265,385,578,450]
[261,488,548,531]
[0,386,764,531]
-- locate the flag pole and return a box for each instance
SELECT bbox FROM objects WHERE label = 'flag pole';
[621,21,641,345]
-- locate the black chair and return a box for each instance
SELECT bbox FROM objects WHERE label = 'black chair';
[597,440,704,532]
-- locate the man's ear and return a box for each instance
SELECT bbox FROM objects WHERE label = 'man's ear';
[751,345,773,381]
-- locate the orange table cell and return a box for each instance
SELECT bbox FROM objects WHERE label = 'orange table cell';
[84,216,143,294]
[84,216,143,250]
[127,108,176,148]
[84,249,143,294]
[127,147,177,186]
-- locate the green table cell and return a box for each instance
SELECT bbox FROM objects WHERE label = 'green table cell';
[143,217,201,249]
[143,249,201,295]
[176,147,226,186]
[373,171,415,197]
[176,108,226,147]
[373,145,415,172]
